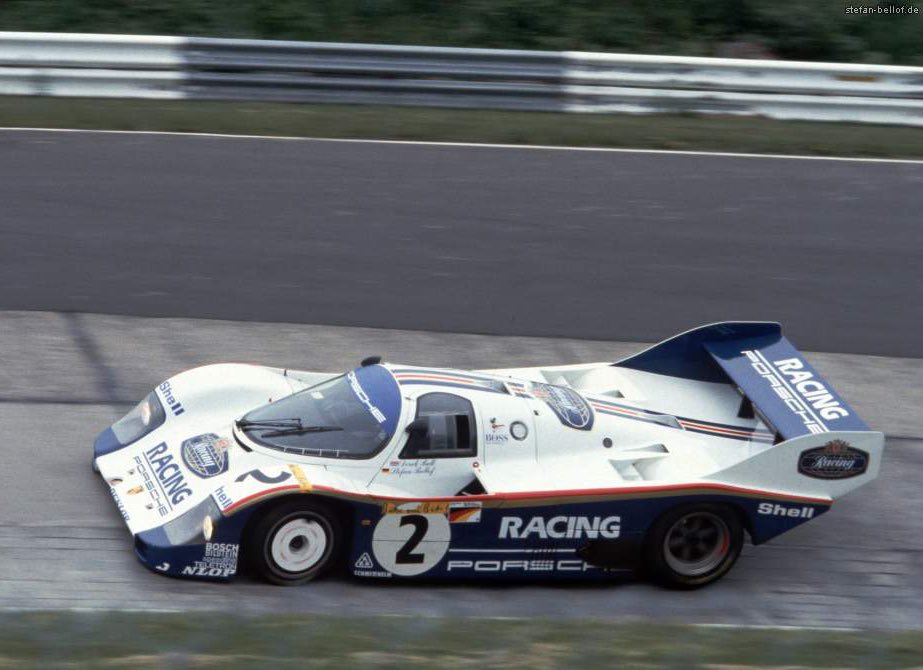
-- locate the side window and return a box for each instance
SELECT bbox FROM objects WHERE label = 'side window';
[400,393,477,459]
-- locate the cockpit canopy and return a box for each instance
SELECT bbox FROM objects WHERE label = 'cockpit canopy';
[238,365,401,459]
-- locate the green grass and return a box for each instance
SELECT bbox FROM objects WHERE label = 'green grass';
[2,96,923,159]
[2,611,922,669]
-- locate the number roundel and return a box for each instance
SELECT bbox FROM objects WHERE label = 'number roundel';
[371,513,450,576]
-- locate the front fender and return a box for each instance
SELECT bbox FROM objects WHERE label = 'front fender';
[133,504,258,581]
[157,363,296,423]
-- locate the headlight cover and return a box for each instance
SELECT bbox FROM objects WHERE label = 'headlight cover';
[111,391,166,446]
[163,496,222,546]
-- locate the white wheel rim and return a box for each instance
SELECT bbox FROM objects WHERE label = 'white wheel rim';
[270,517,328,574]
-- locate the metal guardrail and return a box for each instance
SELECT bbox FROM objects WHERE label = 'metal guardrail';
[1,31,921,125]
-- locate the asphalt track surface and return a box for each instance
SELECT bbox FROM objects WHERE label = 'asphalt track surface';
[0,312,921,629]
[1,130,922,358]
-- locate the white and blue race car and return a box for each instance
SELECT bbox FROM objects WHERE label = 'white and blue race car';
[93,322,883,588]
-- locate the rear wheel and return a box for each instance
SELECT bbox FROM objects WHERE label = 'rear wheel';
[248,499,342,585]
[644,503,743,589]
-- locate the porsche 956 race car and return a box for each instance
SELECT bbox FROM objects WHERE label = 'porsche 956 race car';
[93,322,883,588]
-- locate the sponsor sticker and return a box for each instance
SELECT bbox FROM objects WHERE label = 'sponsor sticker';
[136,442,193,516]
[354,569,393,578]
[485,417,509,445]
[181,542,239,578]
[773,358,850,421]
[382,501,450,515]
[758,502,815,518]
[133,456,168,517]
[181,433,230,478]
[530,383,594,430]
[742,352,851,435]
[158,380,185,416]
[499,515,620,540]
[110,487,130,522]
[355,552,375,569]
[348,370,387,424]
[446,559,596,573]
[449,501,482,524]
[798,439,869,479]
[213,485,233,511]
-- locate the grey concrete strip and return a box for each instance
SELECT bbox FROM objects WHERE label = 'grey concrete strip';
[0,130,920,358]
[0,312,107,404]
[60,312,123,405]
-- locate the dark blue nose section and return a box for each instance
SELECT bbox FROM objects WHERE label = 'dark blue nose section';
[94,426,123,459]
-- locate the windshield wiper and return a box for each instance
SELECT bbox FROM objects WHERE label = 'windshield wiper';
[260,425,343,438]
[236,418,302,431]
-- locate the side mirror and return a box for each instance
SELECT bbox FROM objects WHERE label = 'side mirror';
[361,355,382,367]
[405,418,429,435]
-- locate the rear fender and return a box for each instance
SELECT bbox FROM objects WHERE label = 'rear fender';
[707,430,883,501]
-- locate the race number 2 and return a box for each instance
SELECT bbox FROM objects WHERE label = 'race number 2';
[371,513,450,576]
[395,516,428,564]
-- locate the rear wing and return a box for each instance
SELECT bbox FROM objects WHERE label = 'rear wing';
[615,322,883,500]
[615,322,868,440]
[703,332,868,440]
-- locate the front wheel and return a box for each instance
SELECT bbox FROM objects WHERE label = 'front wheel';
[247,499,342,585]
[643,503,743,589]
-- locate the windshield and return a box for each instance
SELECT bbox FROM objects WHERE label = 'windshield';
[238,365,401,459]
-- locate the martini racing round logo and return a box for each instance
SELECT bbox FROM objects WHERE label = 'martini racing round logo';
[182,433,231,478]
[531,383,593,430]
[798,439,869,480]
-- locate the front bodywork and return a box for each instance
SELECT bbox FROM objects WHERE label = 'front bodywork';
[93,322,883,582]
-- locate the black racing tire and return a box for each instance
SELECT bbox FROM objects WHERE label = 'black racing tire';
[246,498,343,586]
[643,503,744,589]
